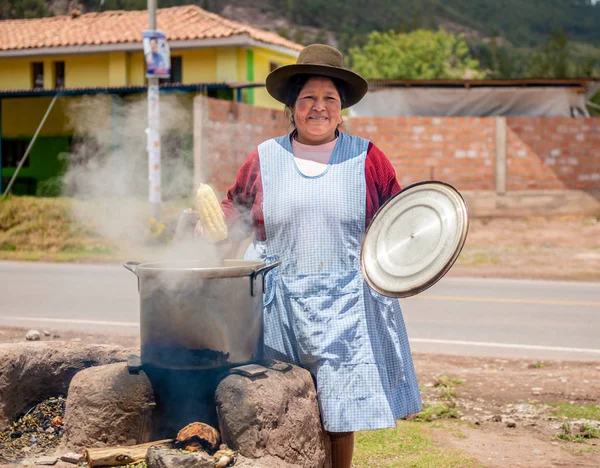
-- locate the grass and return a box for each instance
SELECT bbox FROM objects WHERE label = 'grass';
[412,403,460,422]
[0,250,121,263]
[410,375,465,422]
[354,373,470,466]
[0,196,190,262]
[353,420,481,468]
[0,196,116,255]
[549,403,600,421]
[457,251,501,266]
[570,446,600,455]
[556,421,600,443]
[433,375,465,401]
[435,376,466,387]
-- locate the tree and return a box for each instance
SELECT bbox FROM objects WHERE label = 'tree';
[528,29,573,78]
[469,37,531,79]
[0,0,48,19]
[294,29,305,44]
[315,29,329,45]
[348,29,485,80]
[278,26,290,39]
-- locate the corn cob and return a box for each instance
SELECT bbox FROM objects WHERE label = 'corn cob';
[196,184,228,243]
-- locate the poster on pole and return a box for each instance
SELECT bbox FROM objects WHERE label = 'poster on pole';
[143,30,170,79]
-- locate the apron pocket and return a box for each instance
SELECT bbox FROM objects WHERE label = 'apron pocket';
[280,272,369,367]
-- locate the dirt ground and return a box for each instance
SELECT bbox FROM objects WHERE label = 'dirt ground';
[422,215,600,466]
[1,216,599,466]
[0,326,598,467]
[418,354,600,467]
[449,215,600,282]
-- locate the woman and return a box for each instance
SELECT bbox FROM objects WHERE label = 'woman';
[215,44,422,468]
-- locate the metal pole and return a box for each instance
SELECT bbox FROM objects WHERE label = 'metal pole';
[0,98,3,195]
[112,94,119,196]
[147,0,161,219]
[2,94,59,199]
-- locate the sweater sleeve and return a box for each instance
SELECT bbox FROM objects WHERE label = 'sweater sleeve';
[365,142,402,227]
[221,148,265,241]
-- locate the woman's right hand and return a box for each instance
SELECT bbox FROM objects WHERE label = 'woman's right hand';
[174,209,200,241]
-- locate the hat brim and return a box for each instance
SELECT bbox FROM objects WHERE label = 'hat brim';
[266,63,368,109]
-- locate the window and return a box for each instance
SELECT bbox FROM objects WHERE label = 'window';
[1,177,36,195]
[54,61,65,88]
[1,139,30,167]
[32,62,44,89]
[169,56,182,84]
[158,56,182,84]
[269,61,282,72]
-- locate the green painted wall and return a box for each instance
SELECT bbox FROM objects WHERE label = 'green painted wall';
[2,136,70,195]
[246,49,255,105]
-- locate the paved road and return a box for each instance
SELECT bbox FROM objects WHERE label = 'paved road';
[1,261,599,360]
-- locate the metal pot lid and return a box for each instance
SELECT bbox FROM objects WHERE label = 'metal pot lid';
[361,181,469,298]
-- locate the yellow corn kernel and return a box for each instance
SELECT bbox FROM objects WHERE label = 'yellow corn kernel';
[196,184,228,243]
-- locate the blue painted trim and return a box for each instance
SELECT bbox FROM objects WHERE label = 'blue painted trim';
[0,82,255,99]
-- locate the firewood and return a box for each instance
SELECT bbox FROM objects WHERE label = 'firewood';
[176,422,220,452]
[83,439,173,467]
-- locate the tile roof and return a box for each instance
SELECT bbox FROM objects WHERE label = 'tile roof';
[0,5,303,52]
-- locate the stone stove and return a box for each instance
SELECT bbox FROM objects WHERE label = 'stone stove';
[58,353,331,468]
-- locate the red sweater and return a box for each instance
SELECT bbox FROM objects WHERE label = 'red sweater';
[221,140,401,241]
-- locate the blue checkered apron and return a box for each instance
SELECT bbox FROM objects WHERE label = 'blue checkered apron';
[245,132,422,432]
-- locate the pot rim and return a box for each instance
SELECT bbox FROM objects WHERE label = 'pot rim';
[125,259,274,279]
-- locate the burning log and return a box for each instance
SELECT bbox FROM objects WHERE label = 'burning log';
[83,439,173,467]
[175,422,220,453]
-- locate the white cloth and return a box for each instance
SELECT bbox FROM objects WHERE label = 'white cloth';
[292,137,337,176]
[351,87,590,117]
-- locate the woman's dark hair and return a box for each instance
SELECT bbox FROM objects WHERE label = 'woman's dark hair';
[283,74,348,109]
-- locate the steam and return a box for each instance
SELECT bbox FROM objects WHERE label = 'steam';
[61,93,227,262]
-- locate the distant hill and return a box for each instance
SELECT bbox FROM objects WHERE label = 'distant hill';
[2,0,599,81]
[2,0,599,49]
[211,0,600,51]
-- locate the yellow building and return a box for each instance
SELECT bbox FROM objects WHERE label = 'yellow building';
[0,6,301,195]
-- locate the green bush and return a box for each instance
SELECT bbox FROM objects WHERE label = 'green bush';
[35,177,64,197]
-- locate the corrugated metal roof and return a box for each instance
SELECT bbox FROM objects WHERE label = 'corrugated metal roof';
[368,78,598,91]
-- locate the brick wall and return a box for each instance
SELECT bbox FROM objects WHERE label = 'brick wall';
[347,117,496,191]
[506,118,600,190]
[203,98,288,193]
[199,97,600,197]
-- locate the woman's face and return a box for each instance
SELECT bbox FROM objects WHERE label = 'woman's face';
[293,76,342,145]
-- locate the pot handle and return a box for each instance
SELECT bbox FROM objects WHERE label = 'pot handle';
[253,260,281,277]
[123,261,141,276]
[250,261,281,297]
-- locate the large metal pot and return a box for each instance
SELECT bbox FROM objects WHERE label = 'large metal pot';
[124,259,280,370]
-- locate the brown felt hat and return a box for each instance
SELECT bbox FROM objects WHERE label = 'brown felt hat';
[266,44,368,109]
